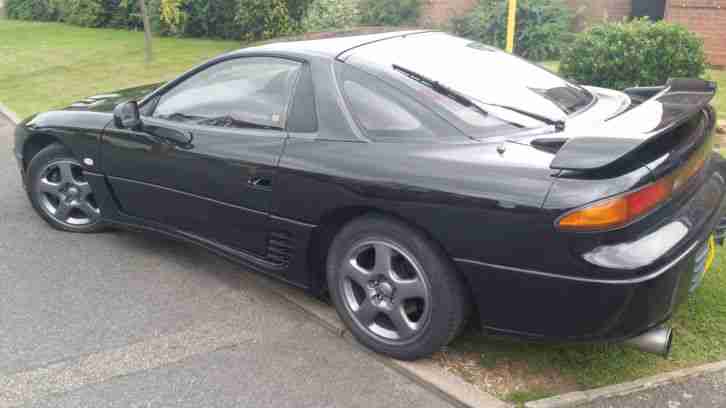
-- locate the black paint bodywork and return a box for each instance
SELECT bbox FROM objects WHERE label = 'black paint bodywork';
[13,31,725,344]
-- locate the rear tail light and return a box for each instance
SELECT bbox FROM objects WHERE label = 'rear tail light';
[557,144,708,232]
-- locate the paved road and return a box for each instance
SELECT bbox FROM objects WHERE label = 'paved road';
[580,369,726,408]
[0,113,452,407]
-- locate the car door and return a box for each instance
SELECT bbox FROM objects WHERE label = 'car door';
[101,56,302,257]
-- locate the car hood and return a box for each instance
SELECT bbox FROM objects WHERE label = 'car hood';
[64,82,164,113]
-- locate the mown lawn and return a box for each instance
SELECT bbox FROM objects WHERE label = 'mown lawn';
[0,21,239,118]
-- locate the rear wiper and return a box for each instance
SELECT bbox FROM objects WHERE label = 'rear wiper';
[477,101,566,132]
[392,64,565,132]
[392,64,489,118]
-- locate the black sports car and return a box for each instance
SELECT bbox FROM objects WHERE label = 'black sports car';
[13,31,725,360]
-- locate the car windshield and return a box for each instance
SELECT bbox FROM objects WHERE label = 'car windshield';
[343,32,595,128]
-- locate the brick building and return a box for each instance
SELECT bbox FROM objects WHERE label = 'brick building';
[420,0,726,67]
[665,0,726,67]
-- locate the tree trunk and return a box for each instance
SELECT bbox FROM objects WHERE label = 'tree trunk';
[138,0,153,63]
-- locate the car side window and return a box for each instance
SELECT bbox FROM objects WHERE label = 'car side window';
[339,66,461,141]
[152,57,301,130]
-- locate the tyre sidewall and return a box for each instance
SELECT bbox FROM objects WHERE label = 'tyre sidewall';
[26,144,105,233]
[327,215,466,360]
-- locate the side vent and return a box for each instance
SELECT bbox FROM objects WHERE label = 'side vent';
[266,231,294,266]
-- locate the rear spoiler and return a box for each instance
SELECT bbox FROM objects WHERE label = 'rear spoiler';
[550,78,717,171]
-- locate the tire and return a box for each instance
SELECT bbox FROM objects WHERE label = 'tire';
[26,143,106,233]
[327,214,469,360]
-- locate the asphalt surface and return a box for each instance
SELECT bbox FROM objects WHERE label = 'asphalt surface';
[580,369,726,408]
[0,113,453,407]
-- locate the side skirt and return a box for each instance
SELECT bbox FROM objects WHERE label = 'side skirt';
[85,171,317,292]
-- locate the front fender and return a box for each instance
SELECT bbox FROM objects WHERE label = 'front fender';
[16,110,112,174]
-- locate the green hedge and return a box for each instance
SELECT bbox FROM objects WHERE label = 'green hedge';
[6,0,58,21]
[452,0,573,61]
[560,19,707,90]
[358,0,420,26]
[301,0,359,32]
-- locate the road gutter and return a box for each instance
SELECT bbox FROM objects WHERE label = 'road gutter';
[253,274,510,408]
[525,360,726,408]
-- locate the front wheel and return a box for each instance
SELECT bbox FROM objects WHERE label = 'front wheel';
[327,215,469,360]
[26,143,105,233]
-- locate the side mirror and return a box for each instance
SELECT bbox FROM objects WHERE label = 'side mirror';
[113,101,142,130]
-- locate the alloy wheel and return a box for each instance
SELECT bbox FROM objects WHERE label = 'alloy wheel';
[34,160,100,226]
[340,240,431,343]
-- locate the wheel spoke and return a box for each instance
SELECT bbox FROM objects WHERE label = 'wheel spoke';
[54,201,72,220]
[373,243,393,276]
[77,182,92,198]
[57,162,75,184]
[77,201,99,219]
[387,306,416,339]
[354,299,378,326]
[343,259,371,288]
[395,278,426,301]
[38,179,62,196]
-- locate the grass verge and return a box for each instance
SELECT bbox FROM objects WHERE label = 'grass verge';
[0,21,239,118]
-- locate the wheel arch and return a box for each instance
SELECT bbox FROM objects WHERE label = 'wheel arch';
[306,205,472,299]
[22,133,66,170]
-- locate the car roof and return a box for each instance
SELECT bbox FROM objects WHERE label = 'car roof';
[235,30,434,59]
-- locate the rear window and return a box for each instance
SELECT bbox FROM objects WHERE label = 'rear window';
[342,32,595,130]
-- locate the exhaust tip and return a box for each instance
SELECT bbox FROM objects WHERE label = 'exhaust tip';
[624,327,673,357]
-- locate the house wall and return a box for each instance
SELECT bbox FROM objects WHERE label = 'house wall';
[665,0,726,67]
[419,0,478,26]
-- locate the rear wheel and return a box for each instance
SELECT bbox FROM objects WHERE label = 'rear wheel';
[327,215,469,360]
[27,143,105,233]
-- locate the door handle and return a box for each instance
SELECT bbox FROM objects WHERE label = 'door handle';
[248,176,272,189]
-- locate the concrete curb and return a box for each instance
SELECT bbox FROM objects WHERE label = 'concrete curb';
[254,275,509,408]
[0,102,20,125]
[525,360,726,408]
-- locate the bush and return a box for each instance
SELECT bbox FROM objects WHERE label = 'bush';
[6,0,57,20]
[56,0,106,26]
[358,0,420,26]
[559,19,707,90]
[236,0,294,41]
[301,0,358,32]
[451,0,573,61]
[104,0,143,29]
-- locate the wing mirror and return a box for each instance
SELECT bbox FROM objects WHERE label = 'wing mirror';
[113,101,142,130]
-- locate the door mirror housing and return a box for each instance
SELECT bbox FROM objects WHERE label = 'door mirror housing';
[113,101,142,130]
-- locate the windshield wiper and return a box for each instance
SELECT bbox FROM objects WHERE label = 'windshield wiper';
[392,64,489,118]
[477,101,566,132]
[392,64,566,132]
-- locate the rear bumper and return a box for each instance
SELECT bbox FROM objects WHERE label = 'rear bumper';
[456,171,726,343]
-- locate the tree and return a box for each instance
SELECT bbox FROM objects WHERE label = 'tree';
[137,0,153,62]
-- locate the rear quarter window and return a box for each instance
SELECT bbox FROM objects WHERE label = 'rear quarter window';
[339,65,464,142]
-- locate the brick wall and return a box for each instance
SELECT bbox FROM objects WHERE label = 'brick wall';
[665,0,726,67]
[419,0,634,28]
[419,0,478,26]
[566,0,632,29]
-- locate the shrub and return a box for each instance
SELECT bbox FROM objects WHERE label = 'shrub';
[301,0,358,32]
[358,0,420,26]
[56,0,106,26]
[451,0,573,61]
[236,0,294,41]
[6,0,58,21]
[559,19,707,90]
[286,0,312,24]
[105,0,143,29]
